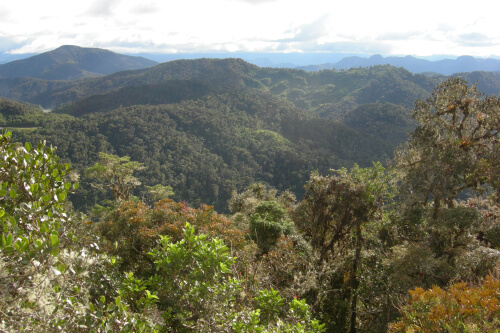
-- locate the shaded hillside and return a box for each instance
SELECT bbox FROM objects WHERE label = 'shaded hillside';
[0,97,72,127]
[252,65,440,118]
[0,77,71,106]
[453,71,500,95]
[56,80,220,116]
[343,102,415,143]
[0,45,157,80]
[5,58,500,213]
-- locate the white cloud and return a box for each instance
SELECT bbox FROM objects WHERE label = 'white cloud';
[85,0,121,17]
[1,0,500,57]
[130,3,161,15]
[278,14,331,43]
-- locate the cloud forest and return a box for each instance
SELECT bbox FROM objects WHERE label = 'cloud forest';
[1,47,500,332]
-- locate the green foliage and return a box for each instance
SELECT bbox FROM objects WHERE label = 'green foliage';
[4,62,500,333]
[389,78,500,294]
[0,97,73,128]
[343,102,415,144]
[294,163,396,331]
[58,80,217,117]
[384,79,500,333]
[249,201,295,253]
[0,131,80,261]
[147,222,241,331]
[94,217,323,332]
[7,61,452,212]
[95,198,246,275]
[0,132,91,331]
[144,184,174,203]
[233,290,326,333]
[254,288,285,324]
[86,152,145,201]
[0,132,324,332]
[252,65,435,115]
[0,132,161,332]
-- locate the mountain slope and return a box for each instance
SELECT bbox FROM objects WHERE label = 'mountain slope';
[3,57,500,119]
[0,45,157,80]
[1,58,438,111]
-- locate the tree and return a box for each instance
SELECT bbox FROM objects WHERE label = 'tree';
[298,163,393,262]
[393,78,500,215]
[85,152,145,202]
[96,199,246,276]
[228,182,296,234]
[296,163,394,332]
[130,222,325,332]
[249,200,295,253]
[145,184,174,204]
[389,78,500,291]
[0,133,160,332]
[389,273,500,332]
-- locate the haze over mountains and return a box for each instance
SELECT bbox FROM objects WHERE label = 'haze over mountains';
[297,54,500,75]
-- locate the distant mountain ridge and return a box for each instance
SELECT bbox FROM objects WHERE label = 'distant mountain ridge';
[0,45,157,80]
[297,55,500,75]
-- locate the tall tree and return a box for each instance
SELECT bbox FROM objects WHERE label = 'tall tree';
[393,78,500,214]
[85,152,145,201]
[387,78,500,328]
[296,163,394,332]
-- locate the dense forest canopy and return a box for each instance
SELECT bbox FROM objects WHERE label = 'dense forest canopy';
[1,55,500,332]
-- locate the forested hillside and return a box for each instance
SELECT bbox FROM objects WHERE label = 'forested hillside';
[8,91,393,213]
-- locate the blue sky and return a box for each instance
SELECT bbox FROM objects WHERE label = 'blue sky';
[1,0,499,57]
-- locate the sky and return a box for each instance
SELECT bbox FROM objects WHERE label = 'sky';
[1,0,499,58]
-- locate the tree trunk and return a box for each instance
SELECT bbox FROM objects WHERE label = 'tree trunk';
[349,222,362,333]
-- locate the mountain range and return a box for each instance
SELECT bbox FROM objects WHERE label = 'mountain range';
[297,54,500,75]
[0,45,157,80]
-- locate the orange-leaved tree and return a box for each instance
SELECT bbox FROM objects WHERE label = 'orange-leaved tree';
[390,273,500,332]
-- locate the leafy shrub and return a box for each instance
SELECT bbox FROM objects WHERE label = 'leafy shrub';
[0,132,90,331]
